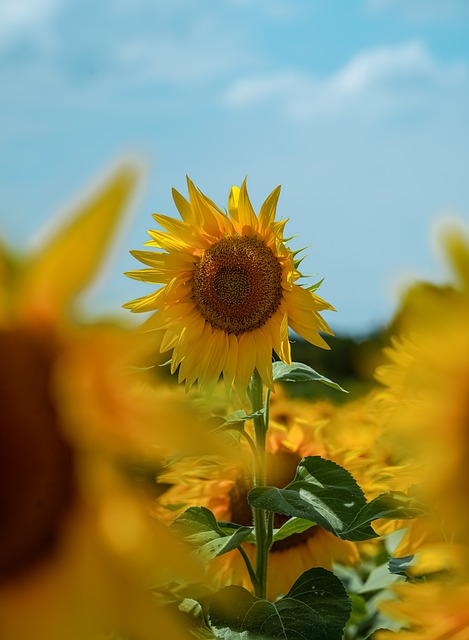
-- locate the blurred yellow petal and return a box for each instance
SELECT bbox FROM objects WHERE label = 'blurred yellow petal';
[18,165,139,323]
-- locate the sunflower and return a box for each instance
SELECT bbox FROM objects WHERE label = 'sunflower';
[375,546,469,640]
[375,580,469,640]
[372,224,469,638]
[0,165,209,640]
[156,388,410,600]
[125,179,334,396]
[374,225,469,547]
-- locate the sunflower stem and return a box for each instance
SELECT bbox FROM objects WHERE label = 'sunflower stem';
[248,368,269,599]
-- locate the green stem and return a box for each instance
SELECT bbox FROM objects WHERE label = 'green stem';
[237,545,259,593]
[238,429,260,479]
[248,369,269,599]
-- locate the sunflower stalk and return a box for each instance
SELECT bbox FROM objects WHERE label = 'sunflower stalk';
[248,368,271,599]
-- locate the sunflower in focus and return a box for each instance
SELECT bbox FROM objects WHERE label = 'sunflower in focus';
[125,179,334,396]
[156,388,409,600]
[0,165,207,640]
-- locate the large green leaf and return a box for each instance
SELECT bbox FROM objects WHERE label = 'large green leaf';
[248,456,376,540]
[248,457,422,541]
[209,567,351,640]
[272,361,347,392]
[171,507,253,561]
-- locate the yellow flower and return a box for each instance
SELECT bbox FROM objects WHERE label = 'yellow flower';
[0,165,204,640]
[125,179,334,396]
[375,545,469,640]
[375,224,469,546]
[372,224,469,639]
[156,389,409,600]
[375,580,469,640]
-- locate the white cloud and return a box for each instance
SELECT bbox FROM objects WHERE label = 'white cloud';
[223,41,469,119]
[113,22,253,87]
[0,0,63,53]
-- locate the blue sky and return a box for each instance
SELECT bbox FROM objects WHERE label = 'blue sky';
[1,0,468,334]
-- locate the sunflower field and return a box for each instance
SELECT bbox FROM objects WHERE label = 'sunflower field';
[2,162,469,640]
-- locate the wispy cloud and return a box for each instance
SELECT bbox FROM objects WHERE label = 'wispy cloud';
[223,41,469,119]
[0,0,64,54]
[0,0,257,91]
[113,23,251,86]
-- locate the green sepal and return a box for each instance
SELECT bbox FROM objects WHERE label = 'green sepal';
[209,567,351,640]
[307,277,325,292]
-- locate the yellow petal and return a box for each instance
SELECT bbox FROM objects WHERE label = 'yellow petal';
[147,229,189,252]
[198,330,229,394]
[19,164,139,321]
[124,269,168,284]
[279,310,292,364]
[152,214,207,250]
[228,186,240,223]
[178,323,213,389]
[254,326,274,389]
[235,332,257,399]
[186,177,206,228]
[172,187,193,223]
[223,332,239,396]
[258,185,281,232]
[265,309,290,365]
[129,249,167,268]
[160,328,179,353]
[237,178,258,228]
[171,312,206,370]
[289,317,331,349]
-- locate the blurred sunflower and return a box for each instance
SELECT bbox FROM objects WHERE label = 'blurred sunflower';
[0,165,207,640]
[375,224,469,549]
[125,179,334,396]
[157,389,409,600]
[372,224,469,638]
[375,544,469,640]
[376,580,469,640]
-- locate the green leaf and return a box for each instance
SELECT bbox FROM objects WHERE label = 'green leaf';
[248,457,424,542]
[248,456,376,540]
[211,409,266,433]
[272,361,348,392]
[388,555,415,576]
[358,563,401,594]
[271,517,316,543]
[342,492,428,541]
[172,507,253,561]
[209,567,351,640]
